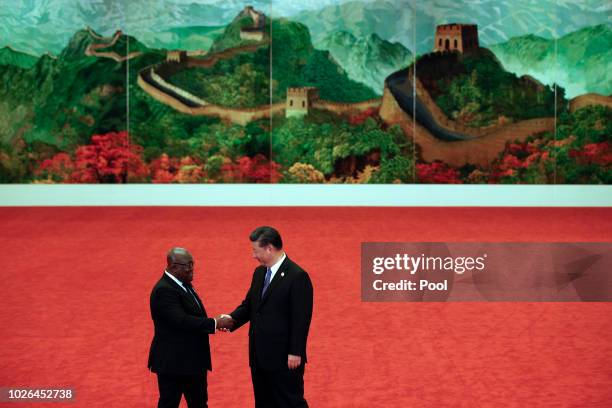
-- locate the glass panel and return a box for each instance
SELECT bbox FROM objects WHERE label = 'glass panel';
[414,0,560,184]
[126,0,273,183]
[271,0,416,184]
[550,0,610,184]
[0,1,128,183]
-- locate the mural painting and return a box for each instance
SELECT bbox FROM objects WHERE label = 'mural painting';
[0,0,609,183]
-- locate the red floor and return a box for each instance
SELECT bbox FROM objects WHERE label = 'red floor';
[0,207,611,407]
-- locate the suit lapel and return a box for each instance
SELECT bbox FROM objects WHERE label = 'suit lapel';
[189,288,206,317]
[258,257,290,309]
[254,266,266,306]
[162,273,204,316]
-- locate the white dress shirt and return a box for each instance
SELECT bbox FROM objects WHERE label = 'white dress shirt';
[267,252,286,282]
[165,270,188,291]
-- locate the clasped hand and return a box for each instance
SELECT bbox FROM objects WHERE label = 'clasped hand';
[215,314,235,332]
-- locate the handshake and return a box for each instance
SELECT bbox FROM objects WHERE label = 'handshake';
[214,314,236,332]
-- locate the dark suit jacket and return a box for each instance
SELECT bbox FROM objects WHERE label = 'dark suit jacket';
[230,256,313,371]
[148,273,216,375]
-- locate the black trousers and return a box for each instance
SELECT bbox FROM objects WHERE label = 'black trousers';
[156,372,207,408]
[251,363,308,408]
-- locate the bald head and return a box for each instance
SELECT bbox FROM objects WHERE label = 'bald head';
[166,247,194,283]
[167,247,191,265]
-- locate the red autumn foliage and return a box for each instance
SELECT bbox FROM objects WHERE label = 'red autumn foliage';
[489,139,553,182]
[38,131,148,183]
[348,107,379,126]
[569,142,612,166]
[490,152,529,181]
[175,157,206,183]
[416,162,462,184]
[38,153,75,183]
[149,154,180,183]
[506,141,539,158]
[148,154,206,183]
[36,134,280,183]
[221,154,282,183]
[501,154,523,169]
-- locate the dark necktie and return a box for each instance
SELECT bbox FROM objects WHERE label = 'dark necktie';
[262,267,272,296]
[184,283,202,311]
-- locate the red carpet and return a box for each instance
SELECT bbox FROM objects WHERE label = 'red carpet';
[0,207,611,407]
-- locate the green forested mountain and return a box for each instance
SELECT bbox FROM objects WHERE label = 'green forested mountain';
[490,24,612,98]
[319,31,412,94]
[415,48,563,127]
[270,18,376,102]
[171,17,377,106]
[0,46,39,69]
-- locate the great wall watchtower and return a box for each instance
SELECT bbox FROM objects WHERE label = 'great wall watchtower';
[239,6,266,42]
[286,87,319,118]
[166,50,187,63]
[434,24,479,53]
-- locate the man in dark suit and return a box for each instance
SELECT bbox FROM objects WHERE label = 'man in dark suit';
[228,226,314,407]
[148,247,234,408]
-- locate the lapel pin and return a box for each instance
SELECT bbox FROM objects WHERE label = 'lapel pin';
[281,272,285,277]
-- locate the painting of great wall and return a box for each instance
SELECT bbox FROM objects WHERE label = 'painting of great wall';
[0,0,610,184]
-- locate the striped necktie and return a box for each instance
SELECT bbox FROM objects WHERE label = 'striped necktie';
[262,267,272,296]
